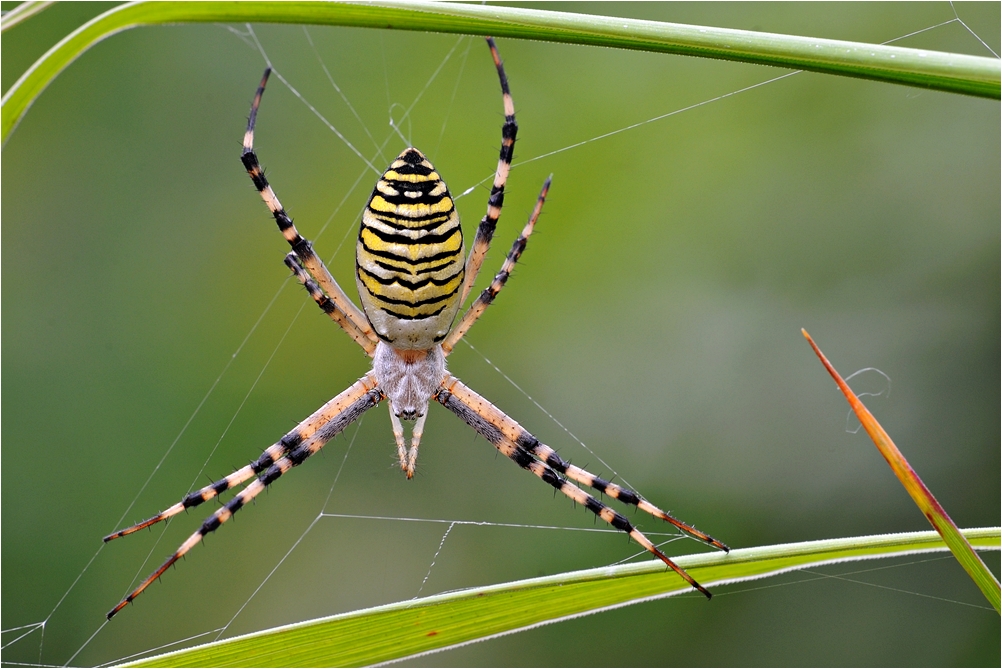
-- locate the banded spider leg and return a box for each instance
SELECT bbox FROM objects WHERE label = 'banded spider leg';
[438,179,728,594]
[105,374,383,619]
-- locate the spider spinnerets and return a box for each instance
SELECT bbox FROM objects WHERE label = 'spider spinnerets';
[104,37,727,620]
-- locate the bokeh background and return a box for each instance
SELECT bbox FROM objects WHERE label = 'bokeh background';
[3,2,999,666]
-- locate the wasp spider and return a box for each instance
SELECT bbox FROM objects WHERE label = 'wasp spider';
[105,37,728,619]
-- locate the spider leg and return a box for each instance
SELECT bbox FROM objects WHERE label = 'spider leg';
[283,253,374,354]
[104,373,380,541]
[106,375,383,619]
[242,68,378,355]
[443,176,550,355]
[436,375,716,598]
[459,37,518,305]
[435,374,727,552]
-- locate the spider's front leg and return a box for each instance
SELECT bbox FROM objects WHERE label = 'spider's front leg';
[104,372,382,541]
[436,375,727,598]
[105,374,383,619]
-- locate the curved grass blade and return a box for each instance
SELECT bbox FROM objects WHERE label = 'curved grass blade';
[3,1,1000,144]
[802,329,1001,612]
[125,528,1000,667]
[0,1,54,33]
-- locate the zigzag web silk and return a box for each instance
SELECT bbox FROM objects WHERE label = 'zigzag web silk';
[4,8,998,667]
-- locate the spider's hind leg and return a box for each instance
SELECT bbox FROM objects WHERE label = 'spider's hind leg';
[443,176,550,355]
[284,253,375,355]
[242,68,378,355]
[460,37,519,305]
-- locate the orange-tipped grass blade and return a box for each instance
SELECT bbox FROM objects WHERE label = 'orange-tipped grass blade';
[802,328,1001,613]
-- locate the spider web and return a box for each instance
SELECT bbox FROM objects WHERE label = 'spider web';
[2,4,999,667]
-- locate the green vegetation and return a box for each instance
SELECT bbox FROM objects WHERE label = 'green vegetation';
[3,3,998,666]
[3,1,1000,141]
[129,529,1000,667]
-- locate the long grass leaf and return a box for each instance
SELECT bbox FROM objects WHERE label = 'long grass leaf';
[125,528,1000,667]
[0,1,54,33]
[802,330,1001,612]
[3,1,999,144]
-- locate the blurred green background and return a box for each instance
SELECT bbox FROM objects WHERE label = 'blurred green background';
[2,2,999,666]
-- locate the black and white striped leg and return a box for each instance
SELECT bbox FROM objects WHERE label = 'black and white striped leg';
[104,372,382,541]
[241,68,378,355]
[103,442,285,542]
[283,254,373,351]
[434,375,727,552]
[443,176,550,355]
[459,37,518,305]
[105,375,383,619]
[436,375,716,599]
[519,437,729,552]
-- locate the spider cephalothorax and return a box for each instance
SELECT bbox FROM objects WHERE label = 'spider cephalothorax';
[103,37,727,621]
[373,342,445,420]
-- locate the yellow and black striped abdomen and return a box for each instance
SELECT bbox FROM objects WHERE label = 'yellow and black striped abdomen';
[356,148,465,349]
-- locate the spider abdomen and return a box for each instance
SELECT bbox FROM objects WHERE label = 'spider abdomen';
[357,148,465,349]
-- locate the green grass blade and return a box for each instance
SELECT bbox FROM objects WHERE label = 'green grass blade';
[803,330,1002,612]
[3,1,999,144]
[0,1,55,33]
[125,528,1000,668]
